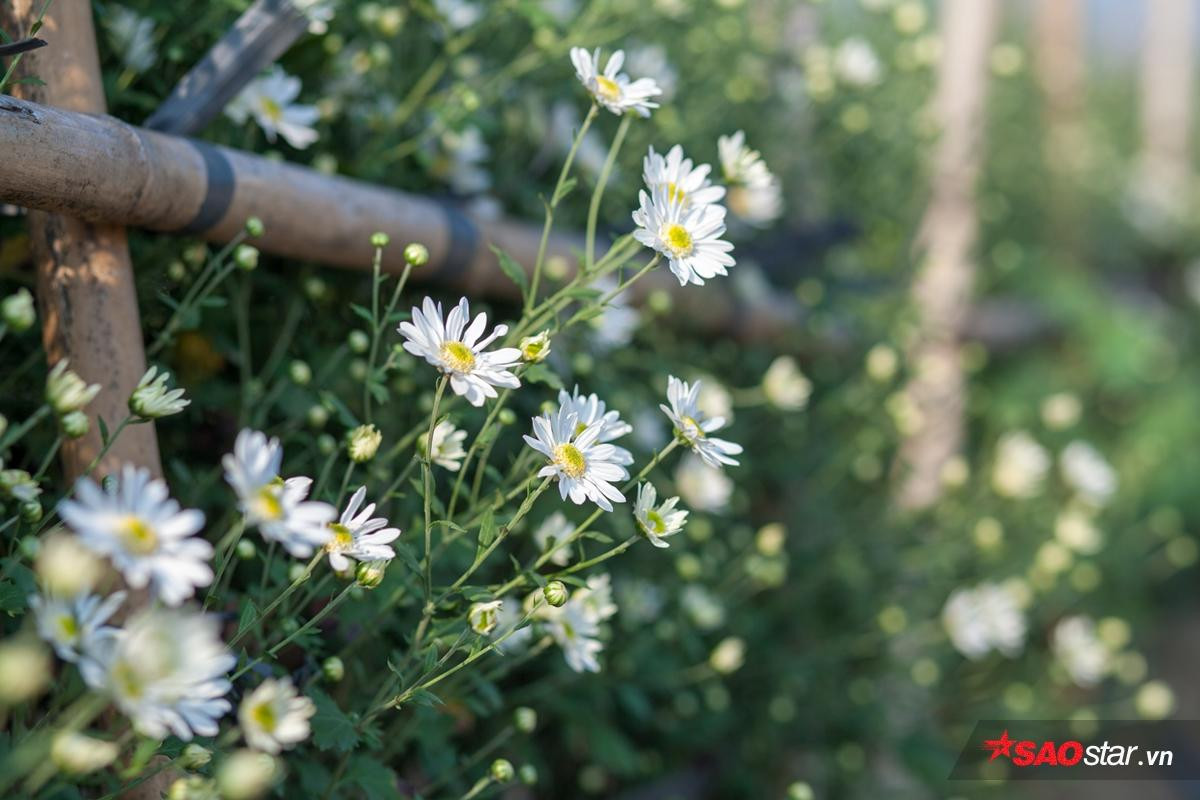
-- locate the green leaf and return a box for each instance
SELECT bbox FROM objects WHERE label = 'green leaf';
[409,688,443,708]
[552,177,578,205]
[477,508,497,549]
[562,286,603,301]
[349,303,375,324]
[345,755,396,800]
[236,600,258,636]
[523,363,563,390]
[97,416,110,446]
[309,689,359,752]
[491,246,529,303]
[0,580,25,616]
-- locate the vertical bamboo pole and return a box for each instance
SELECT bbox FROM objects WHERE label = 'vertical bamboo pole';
[4,0,162,481]
[894,0,1000,510]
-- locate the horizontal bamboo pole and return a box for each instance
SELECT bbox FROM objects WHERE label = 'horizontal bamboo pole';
[0,95,800,342]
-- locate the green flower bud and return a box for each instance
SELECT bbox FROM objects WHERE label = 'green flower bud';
[347,424,382,463]
[519,764,538,785]
[303,276,328,301]
[168,261,188,282]
[498,408,517,426]
[317,433,337,455]
[489,758,514,784]
[514,706,537,733]
[216,750,277,800]
[59,410,90,439]
[235,539,257,560]
[289,360,312,386]
[19,499,42,525]
[349,358,368,382]
[244,217,265,238]
[322,656,345,683]
[543,580,568,608]
[1,288,36,332]
[288,563,307,582]
[46,361,100,415]
[234,245,259,271]
[0,468,40,502]
[347,330,370,354]
[404,242,430,267]
[787,782,815,800]
[370,232,390,248]
[307,405,330,429]
[0,638,50,704]
[355,559,388,588]
[180,743,213,769]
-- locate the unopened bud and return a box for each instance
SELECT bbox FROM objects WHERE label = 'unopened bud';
[168,776,218,800]
[289,360,312,386]
[52,731,119,775]
[35,534,102,595]
[498,408,517,426]
[0,638,50,704]
[404,242,430,267]
[370,232,390,248]
[317,433,336,455]
[234,245,259,271]
[59,410,89,439]
[19,499,43,524]
[490,758,514,783]
[322,656,345,683]
[347,330,370,354]
[514,706,537,733]
[520,330,552,363]
[216,750,277,800]
[307,405,329,429]
[468,600,502,635]
[1,288,35,332]
[347,424,382,462]
[245,217,265,237]
[179,743,212,770]
[236,539,257,560]
[355,559,388,588]
[519,764,538,785]
[543,580,568,608]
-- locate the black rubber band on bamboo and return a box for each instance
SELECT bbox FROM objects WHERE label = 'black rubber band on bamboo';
[179,140,236,235]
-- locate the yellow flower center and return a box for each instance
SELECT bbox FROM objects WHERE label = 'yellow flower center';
[112,661,144,700]
[57,614,79,642]
[553,443,588,480]
[327,522,354,552]
[594,75,621,102]
[252,486,284,521]
[663,224,694,258]
[439,341,476,373]
[118,515,158,555]
[250,700,277,732]
[260,96,283,123]
[645,510,668,534]
[680,416,705,440]
[666,182,686,205]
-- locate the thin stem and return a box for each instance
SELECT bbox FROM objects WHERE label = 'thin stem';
[30,436,60,481]
[147,234,246,357]
[0,404,49,451]
[447,477,551,594]
[79,415,134,478]
[228,553,322,648]
[232,583,354,680]
[416,376,449,645]
[585,113,633,272]
[204,518,247,610]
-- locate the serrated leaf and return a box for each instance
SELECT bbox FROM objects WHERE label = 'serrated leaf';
[309,689,359,752]
[345,755,396,800]
[490,246,529,303]
[523,363,563,389]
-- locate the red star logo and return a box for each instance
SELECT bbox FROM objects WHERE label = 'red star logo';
[982,729,1015,761]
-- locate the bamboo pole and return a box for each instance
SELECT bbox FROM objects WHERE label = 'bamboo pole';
[2,0,162,481]
[893,0,1000,510]
[0,94,800,343]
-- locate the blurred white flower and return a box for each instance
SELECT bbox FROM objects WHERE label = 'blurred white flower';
[642,145,726,211]
[763,356,812,410]
[1041,392,1082,430]
[696,378,734,422]
[674,453,733,512]
[1060,441,1117,507]
[942,582,1026,660]
[400,297,521,407]
[546,598,604,672]
[626,44,679,100]
[587,277,640,350]
[490,596,534,653]
[226,66,320,150]
[51,730,119,775]
[421,420,468,472]
[469,600,503,635]
[709,636,745,674]
[104,7,156,73]
[570,47,662,117]
[293,0,335,35]
[434,0,482,30]
[575,574,618,623]
[991,431,1050,499]
[533,511,574,566]
[239,678,315,754]
[434,126,491,194]
[633,188,736,286]
[80,608,234,740]
[524,401,629,511]
[718,130,783,226]
[325,487,400,572]
[1054,507,1103,555]
[1052,616,1112,688]
[549,102,608,175]
[46,360,100,415]
[59,465,211,606]
[661,376,743,468]
[29,591,125,663]
[634,482,688,548]
[680,584,725,630]
[834,37,883,87]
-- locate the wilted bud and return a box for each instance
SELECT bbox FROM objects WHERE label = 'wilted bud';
[370,232,390,248]
[519,764,538,785]
[468,600,503,635]
[236,539,257,560]
[404,242,430,267]
[514,706,537,733]
[347,424,382,463]
[490,758,514,783]
[35,533,102,595]
[180,743,212,770]
[46,361,100,415]
[306,405,329,429]
[168,776,219,800]
[19,499,43,524]
[130,366,190,419]
[520,331,552,363]
[322,656,345,683]
[709,637,746,675]
[0,637,50,704]
[1,288,35,332]
[59,410,89,439]
[355,559,388,588]
[245,217,265,237]
[543,580,568,608]
[289,360,312,386]
[216,750,277,800]
[52,731,119,775]
[347,330,370,354]
[234,245,259,271]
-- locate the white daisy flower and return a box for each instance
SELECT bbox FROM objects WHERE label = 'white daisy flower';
[533,511,574,566]
[225,66,320,150]
[575,573,618,623]
[238,678,315,754]
[660,376,743,468]
[129,366,190,419]
[633,188,736,286]
[1060,441,1117,507]
[557,386,634,466]
[45,360,100,415]
[1052,616,1111,688]
[325,487,401,572]
[103,7,156,73]
[545,599,604,673]
[717,130,783,226]
[223,429,336,558]
[991,431,1050,499]
[29,591,125,663]
[642,145,726,211]
[941,582,1027,660]
[399,297,521,407]
[489,600,533,654]
[80,608,234,741]
[634,483,688,548]
[58,465,212,606]
[587,276,641,351]
[569,47,662,117]
[434,0,482,30]
[420,420,468,472]
[834,37,884,88]
[523,403,629,512]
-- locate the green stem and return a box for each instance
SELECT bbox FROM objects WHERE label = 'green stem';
[0,404,49,451]
[416,376,448,645]
[584,113,633,272]
[228,552,322,648]
[447,477,551,594]
[233,583,354,680]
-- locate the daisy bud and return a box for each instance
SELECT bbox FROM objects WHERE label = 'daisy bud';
[788,782,815,800]
[288,563,308,582]
[19,499,43,524]
[317,433,336,455]
[35,534,102,596]
[543,580,569,608]
[349,359,368,381]
[322,656,345,683]
[370,232,390,248]
[236,539,257,560]
[307,405,329,429]
[519,764,538,785]
[355,559,388,588]
[245,217,265,237]
[59,410,90,439]
[1,288,35,332]
[168,261,188,282]
[0,468,39,502]
[514,706,537,733]
[289,360,312,385]
[347,330,370,354]
[346,424,382,462]
[234,245,260,271]
[520,330,552,363]
[180,743,212,769]
[303,276,328,301]
[0,638,50,704]
[52,731,119,775]
[468,600,503,635]
[216,750,277,800]
[168,776,218,800]
[498,408,517,426]
[490,758,514,784]
[404,242,430,267]
[709,637,746,675]
[129,366,190,419]
[46,361,100,415]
